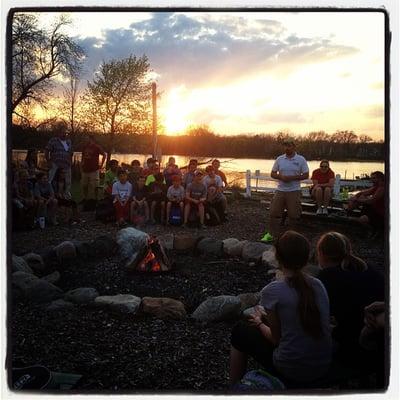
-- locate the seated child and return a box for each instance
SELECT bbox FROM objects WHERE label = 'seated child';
[112,169,133,227]
[34,172,58,227]
[130,175,149,226]
[104,159,119,196]
[13,169,37,229]
[203,165,227,219]
[166,175,185,225]
[148,172,167,224]
[128,159,143,186]
[184,170,207,228]
[164,156,182,187]
[205,184,223,225]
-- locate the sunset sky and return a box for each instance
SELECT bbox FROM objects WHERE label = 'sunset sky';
[34,11,385,139]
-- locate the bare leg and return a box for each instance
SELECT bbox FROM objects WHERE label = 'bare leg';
[314,187,323,208]
[323,187,332,208]
[166,201,172,223]
[229,346,248,386]
[150,201,156,223]
[198,203,205,225]
[184,203,190,224]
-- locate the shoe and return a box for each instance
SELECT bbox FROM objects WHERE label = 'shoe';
[200,224,207,229]
[261,232,274,243]
[316,207,323,215]
[322,208,328,215]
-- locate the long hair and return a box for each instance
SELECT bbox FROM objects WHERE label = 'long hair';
[317,232,367,272]
[275,231,323,339]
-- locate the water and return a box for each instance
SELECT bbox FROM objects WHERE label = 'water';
[12,150,384,187]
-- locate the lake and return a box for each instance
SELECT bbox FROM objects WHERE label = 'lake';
[12,150,384,187]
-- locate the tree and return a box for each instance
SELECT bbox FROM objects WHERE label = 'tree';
[84,55,152,162]
[12,13,84,113]
[359,134,373,143]
[185,124,215,137]
[60,68,81,135]
[331,130,358,144]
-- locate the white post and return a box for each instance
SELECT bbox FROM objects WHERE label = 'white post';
[245,170,251,198]
[333,174,341,197]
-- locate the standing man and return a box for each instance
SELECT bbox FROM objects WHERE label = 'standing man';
[81,134,106,208]
[268,140,309,238]
[45,121,73,192]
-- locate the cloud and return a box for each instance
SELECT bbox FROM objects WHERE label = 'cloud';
[75,12,359,89]
[370,81,384,90]
[362,104,384,119]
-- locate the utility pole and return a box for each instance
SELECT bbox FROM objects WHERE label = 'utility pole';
[152,82,157,159]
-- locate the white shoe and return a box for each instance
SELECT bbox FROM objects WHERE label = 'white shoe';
[322,208,328,215]
[316,207,323,215]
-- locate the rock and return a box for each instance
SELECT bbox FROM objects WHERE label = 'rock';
[261,249,279,269]
[191,295,242,322]
[242,306,258,319]
[22,253,45,272]
[12,272,63,303]
[64,287,99,304]
[12,255,33,274]
[42,271,61,285]
[237,292,261,313]
[46,299,75,312]
[116,228,149,260]
[222,238,240,256]
[90,235,118,258]
[54,241,77,262]
[305,263,321,277]
[36,246,57,265]
[142,297,187,320]
[95,294,141,315]
[226,240,249,258]
[173,235,198,252]
[196,237,224,257]
[71,240,92,259]
[158,234,174,250]
[242,242,272,262]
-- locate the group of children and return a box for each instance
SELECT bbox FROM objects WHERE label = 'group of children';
[102,157,228,228]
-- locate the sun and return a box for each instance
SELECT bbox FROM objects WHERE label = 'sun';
[164,112,188,135]
[161,86,191,135]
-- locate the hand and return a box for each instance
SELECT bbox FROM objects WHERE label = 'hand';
[248,305,267,327]
[364,301,385,330]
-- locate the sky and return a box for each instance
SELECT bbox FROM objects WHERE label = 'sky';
[35,11,385,139]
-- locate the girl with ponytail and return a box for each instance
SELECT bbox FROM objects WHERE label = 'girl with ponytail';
[317,232,384,362]
[230,231,332,386]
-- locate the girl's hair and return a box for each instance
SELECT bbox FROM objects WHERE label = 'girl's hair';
[275,231,323,340]
[319,159,330,167]
[317,232,367,272]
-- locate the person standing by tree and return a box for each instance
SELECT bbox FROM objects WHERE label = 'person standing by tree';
[80,134,106,209]
[268,140,309,239]
[45,121,73,192]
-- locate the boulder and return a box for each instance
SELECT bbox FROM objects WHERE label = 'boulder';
[71,240,92,259]
[237,292,261,313]
[36,246,57,265]
[12,272,63,303]
[64,287,99,304]
[242,242,272,262]
[22,253,45,273]
[192,295,242,322]
[95,294,141,315]
[12,255,33,274]
[242,306,258,319]
[116,228,149,260]
[222,238,240,256]
[173,235,198,252]
[196,237,224,257]
[158,234,174,250]
[261,249,279,269]
[46,299,75,312]
[90,235,118,258]
[42,271,61,285]
[54,241,77,262]
[226,240,248,258]
[142,297,187,320]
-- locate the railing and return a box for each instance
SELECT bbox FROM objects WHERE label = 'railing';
[244,170,373,198]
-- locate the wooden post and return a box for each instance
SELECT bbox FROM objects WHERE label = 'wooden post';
[245,170,251,198]
[152,82,157,159]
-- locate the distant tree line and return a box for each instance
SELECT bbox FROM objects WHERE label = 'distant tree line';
[11,124,384,161]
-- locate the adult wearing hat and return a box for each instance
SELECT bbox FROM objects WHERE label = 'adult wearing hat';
[268,140,309,238]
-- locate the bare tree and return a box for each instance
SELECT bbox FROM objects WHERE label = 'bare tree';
[11,13,84,113]
[359,134,373,143]
[60,68,81,135]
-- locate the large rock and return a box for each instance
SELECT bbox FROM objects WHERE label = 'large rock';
[12,271,63,303]
[226,240,249,258]
[222,238,240,256]
[90,235,118,258]
[46,299,75,312]
[71,240,92,259]
[158,234,174,250]
[142,297,187,320]
[12,255,33,274]
[42,271,61,285]
[36,246,57,265]
[237,292,261,313]
[192,295,242,322]
[196,237,224,257]
[95,294,141,315]
[116,228,149,262]
[22,253,45,273]
[242,242,273,262]
[242,306,258,319]
[54,241,77,262]
[64,287,99,304]
[261,249,279,269]
[173,235,198,252]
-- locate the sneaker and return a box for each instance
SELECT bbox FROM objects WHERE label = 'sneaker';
[322,208,329,215]
[316,207,323,215]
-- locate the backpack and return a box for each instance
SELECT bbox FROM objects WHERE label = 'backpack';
[169,204,182,225]
[234,369,285,392]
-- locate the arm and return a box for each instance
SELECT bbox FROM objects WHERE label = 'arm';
[100,151,106,169]
[358,187,384,204]
[248,306,280,346]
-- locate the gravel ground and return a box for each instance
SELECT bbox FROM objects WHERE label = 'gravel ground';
[9,198,387,392]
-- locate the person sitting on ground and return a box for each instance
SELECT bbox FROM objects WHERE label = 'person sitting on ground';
[128,159,143,186]
[203,165,227,219]
[148,172,167,224]
[143,157,156,177]
[212,159,228,187]
[311,160,335,215]
[164,156,182,187]
[347,171,385,233]
[145,161,166,187]
[183,170,207,229]
[229,231,332,386]
[182,159,198,188]
[205,184,223,225]
[166,175,185,225]
[104,159,119,196]
[130,175,149,226]
[52,168,80,225]
[13,169,37,229]
[18,148,41,181]
[316,232,384,366]
[112,169,133,227]
[33,172,58,227]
